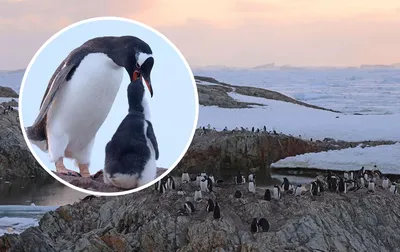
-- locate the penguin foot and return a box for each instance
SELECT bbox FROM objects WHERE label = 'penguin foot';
[78,164,91,178]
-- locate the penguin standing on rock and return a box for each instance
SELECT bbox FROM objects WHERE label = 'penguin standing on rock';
[389,183,397,194]
[213,202,221,219]
[103,76,158,189]
[251,218,258,233]
[181,172,190,183]
[273,185,281,200]
[25,36,155,177]
[281,177,290,191]
[257,218,270,232]
[206,199,215,212]
[234,190,242,198]
[264,189,271,201]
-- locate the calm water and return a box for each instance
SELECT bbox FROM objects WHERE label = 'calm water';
[0,177,86,236]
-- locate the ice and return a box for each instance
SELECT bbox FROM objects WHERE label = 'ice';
[271,143,400,174]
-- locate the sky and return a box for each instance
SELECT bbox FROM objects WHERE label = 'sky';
[20,18,198,178]
[1,0,400,69]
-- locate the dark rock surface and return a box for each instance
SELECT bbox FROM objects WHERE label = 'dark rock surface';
[0,86,18,98]
[175,129,396,176]
[195,76,341,113]
[0,110,48,180]
[2,179,400,252]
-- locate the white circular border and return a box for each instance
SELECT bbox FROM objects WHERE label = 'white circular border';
[19,16,199,197]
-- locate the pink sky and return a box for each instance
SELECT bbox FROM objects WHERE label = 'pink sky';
[1,0,400,69]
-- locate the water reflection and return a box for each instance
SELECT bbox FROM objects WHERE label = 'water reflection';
[0,177,87,206]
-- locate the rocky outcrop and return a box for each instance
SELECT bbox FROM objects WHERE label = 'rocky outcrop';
[2,180,400,252]
[2,99,18,108]
[0,110,48,180]
[195,76,341,113]
[174,129,395,177]
[0,86,18,98]
[54,168,168,192]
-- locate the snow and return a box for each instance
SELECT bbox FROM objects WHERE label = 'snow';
[198,92,400,142]
[194,67,400,115]
[196,80,221,86]
[0,97,18,103]
[271,143,400,175]
[193,68,400,175]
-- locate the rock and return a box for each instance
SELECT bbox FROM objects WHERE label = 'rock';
[0,110,48,180]
[1,98,18,108]
[174,130,396,177]
[195,76,341,113]
[53,168,168,192]
[3,180,400,252]
[0,86,18,98]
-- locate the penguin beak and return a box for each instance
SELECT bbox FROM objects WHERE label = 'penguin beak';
[143,76,153,98]
[132,70,153,97]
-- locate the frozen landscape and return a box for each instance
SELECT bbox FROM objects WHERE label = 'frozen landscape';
[0,66,399,236]
[194,66,400,175]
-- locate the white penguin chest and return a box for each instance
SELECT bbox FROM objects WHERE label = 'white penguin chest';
[48,53,124,144]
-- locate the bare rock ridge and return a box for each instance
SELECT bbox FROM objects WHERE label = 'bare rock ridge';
[174,129,396,177]
[0,109,47,180]
[1,181,400,252]
[195,75,341,113]
[0,86,18,98]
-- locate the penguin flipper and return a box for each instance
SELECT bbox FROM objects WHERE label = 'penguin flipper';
[33,63,76,127]
[145,120,159,160]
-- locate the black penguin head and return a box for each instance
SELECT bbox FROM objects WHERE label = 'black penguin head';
[127,78,145,113]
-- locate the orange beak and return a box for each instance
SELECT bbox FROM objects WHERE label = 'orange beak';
[132,70,153,97]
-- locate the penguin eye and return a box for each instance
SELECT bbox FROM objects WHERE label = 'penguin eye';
[136,63,141,69]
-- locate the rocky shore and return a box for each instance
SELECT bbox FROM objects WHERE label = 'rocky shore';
[1,179,399,252]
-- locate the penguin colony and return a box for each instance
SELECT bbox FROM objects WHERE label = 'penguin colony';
[158,163,400,236]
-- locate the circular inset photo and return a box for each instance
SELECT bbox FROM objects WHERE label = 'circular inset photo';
[19,17,199,196]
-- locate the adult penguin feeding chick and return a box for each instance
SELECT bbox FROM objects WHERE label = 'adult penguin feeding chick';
[25,36,154,177]
[103,74,159,189]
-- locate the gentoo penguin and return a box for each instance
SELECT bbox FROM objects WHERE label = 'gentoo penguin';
[181,172,190,183]
[177,188,186,196]
[213,202,221,219]
[200,178,208,192]
[155,179,166,193]
[382,177,389,189]
[264,189,271,201]
[235,171,243,184]
[250,218,258,233]
[273,185,281,200]
[25,36,154,177]
[196,174,202,185]
[338,177,346,193]
[166,176,175,190]
[315,179,324,193]
[310,181,319,196]
[184,201,195,214]
[103,77,158,189]
[389,183,397,194]
[294,184,303,196]
[206,177,213,192]
[209,175,215,184]
[248,174,255,183]
[344,172,349,180]
[368,180,375,193]
[194,190,202,201]
[201,172,207,177]
[281,177,290,191]
[257,218,270,232]
[248,181,256,194]
[206,199,215,212]
[234,190,242,198]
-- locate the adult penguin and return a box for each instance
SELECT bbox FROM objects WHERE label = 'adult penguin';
[25,36,154,177]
